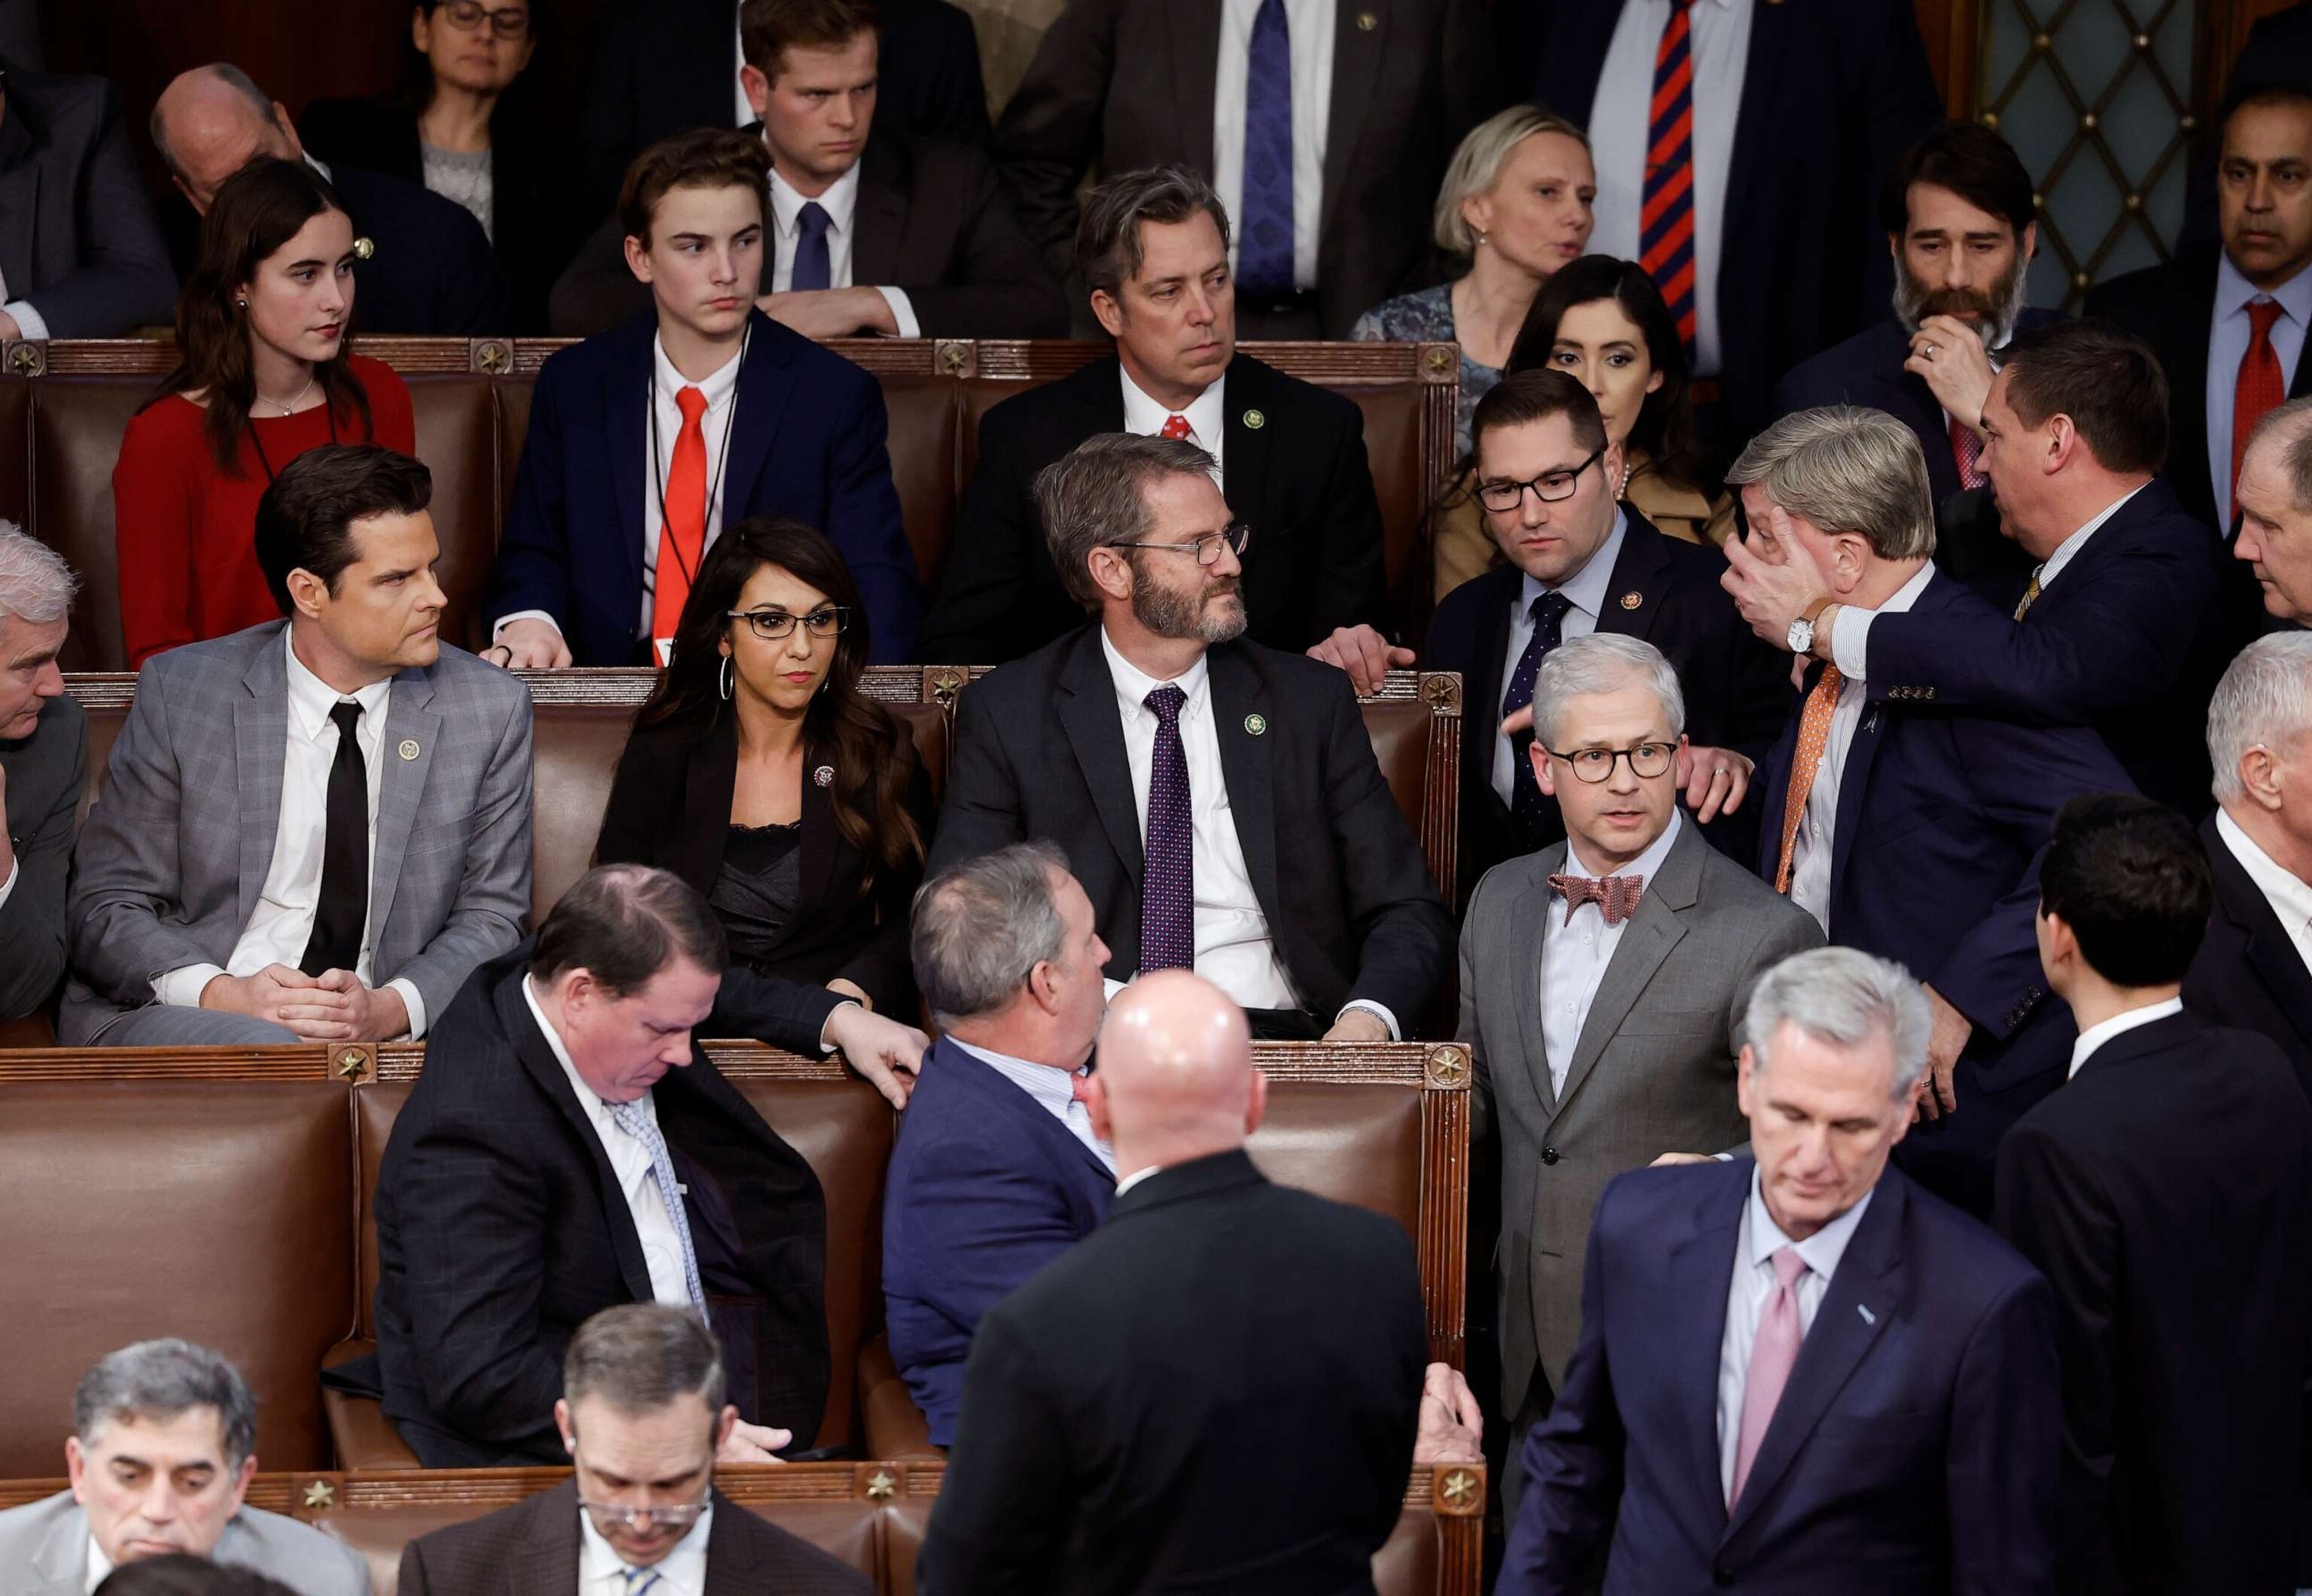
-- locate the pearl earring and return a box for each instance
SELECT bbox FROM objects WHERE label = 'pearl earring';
[235,297,248,310]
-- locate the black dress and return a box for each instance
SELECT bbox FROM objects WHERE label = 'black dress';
[711,820,805,977]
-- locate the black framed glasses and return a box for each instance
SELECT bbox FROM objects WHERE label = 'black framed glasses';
[437,0,531,38]
[1477,447,1607,512]
[1541,740,1677,783]
[727,606,848,641]
[1107,521,1251,567]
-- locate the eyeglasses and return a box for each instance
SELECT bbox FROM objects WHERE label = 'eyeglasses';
[1106,522,1252,567]
[436,0,531,39]
[1541,740,1677,783]
[727,606,848,640]
[577,1498,708,1531]
[1477,446,1607,512]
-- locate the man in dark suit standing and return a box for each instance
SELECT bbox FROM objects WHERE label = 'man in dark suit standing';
[0,526,81,1022]
[1513,0,1942,445]
[397,1306,869,1593]
[1997,795,2312,1596]
[929,430,1451,1042]
[919,970,1428,1591]
[552,0,1064,339]
[0,60,174,339]
[993,0,1497,338]
[922,166,1387,663]
[2237,394,2312,628]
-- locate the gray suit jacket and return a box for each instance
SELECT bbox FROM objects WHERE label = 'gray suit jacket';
[1458,820,1822,1413]
[0,66,176,338]
[62,622,534,1042]
[0,1488,371,1596]
[0,692,84,1017]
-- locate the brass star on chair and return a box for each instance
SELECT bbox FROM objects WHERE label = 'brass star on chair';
[1438,1468,1478,1509]
[333,1047,370,1083]
[1426,1045,1469,1088]
[865,1469,897,1500]
[302,1479,337,1510]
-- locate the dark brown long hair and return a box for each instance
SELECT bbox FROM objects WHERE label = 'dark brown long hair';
[635,516,925,892]
[148,158,375,473]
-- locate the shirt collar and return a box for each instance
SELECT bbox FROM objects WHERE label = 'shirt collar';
[2068,996,2185,1078]
[2217,807,2312,941]
[282,627,393,744]
[2036,482,2149,593]
[1114,1163,1165,1199]
[950,1038,1085,1118]
[1099,624,1211,714]
[1118,365,1227,451]
[2216,250,2312,326]
[1872,559,1936,618]
[523,974,632,1124]
[1563,807,1683,883]
[651,333,744,408]
[84,1534,112,1596]
[578,1497,713,1594]
[1744,1163,1874,1281]
[765,158,862,240]
[1520,508,1628,624]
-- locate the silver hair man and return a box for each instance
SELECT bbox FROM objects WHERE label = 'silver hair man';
[0,521,78,628]
[75,1339,257,1469]
[1744,945,1933,1102]
[1726,406,1938,561]
[911,841,1075,1023]
[2208,631,2312,803]
[1530,633,1687,748]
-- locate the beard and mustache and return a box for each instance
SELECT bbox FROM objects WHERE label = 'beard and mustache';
[1893,245,2031,350]
[1127,561,1249,644]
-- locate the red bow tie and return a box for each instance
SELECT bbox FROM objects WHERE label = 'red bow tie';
[1547,873,1644,926]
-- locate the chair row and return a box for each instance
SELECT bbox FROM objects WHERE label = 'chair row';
[0,1038,1474,1479]
[0,336,1461,673]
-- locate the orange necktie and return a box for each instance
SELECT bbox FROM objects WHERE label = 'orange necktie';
[2233,299,2286,521]
[1774,664,1844,894]
[651,385,710,658]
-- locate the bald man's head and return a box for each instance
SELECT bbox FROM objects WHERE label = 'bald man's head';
[1088,971,1265,1178]
[152,65,302,214]
[2237,397,2312,624]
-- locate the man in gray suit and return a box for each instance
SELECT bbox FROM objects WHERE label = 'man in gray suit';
[0,60,176,339]
[0,522,84,1020]
[1459,633,1821,1508]
[64,444,532,1045]
[0,1339,368,1594]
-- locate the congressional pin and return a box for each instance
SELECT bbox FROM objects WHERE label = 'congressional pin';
[1619,591,1643,610]
[813,764,836,787]
[1857,1303,1876,1325]
[1242,409,1267,430]
[397,739,421,762]
[353,237,376,261]
[1355,10,1377,28]
[1243,713,1268,737]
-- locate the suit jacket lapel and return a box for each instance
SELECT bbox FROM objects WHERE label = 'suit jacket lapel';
[1672,1171,1748,1520]
[610,328,652,606]
[0,119,36,310]
[1554,821,1702,1121]
[852,136,909,285]
[235,637,290,935]
[1510,853,1565,1116]
[1057,630,1145,880]
[1827,679,1887,911]
[1592,512,1672,646]
[677,718,740,894]
[1320,0,1385,241]
[513,1481,584,1596]
[795,737,842,923]
[27,1499,86,1594]
[1170,0,1224,174]
[1206,646,1282,937]
[367,665,441,962]
[2209,820,2312,1054]
[726,313,799,514]
[1221,359,1272,531]
[1722,0,1793,241]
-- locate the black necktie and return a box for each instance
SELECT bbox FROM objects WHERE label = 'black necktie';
[301,700,370,977]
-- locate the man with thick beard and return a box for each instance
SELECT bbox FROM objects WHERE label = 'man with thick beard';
[1772,121,2057,579]
[926,432,1453,1042]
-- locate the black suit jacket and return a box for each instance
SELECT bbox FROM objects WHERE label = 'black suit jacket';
[921,353,1387,661]
[917,1150,1426,1593]
[365,950,837,1466]
[1422,510,1793,895]
[991,0,1498,338]
[398,1479,871,1594]
[2186,812,2312,1102]
[595,712,932,1015]
[1523,0,1942,442]
[0,66,174,337]
[929,626,1453,1029]
[0,695,84,1018]
[1995,1009,2312,1595]
[547,131,1066,339]
[322,160,514,336]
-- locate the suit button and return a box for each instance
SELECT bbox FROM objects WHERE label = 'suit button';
[1714,1567,1734,1587]
[1541,1145,1559,1166]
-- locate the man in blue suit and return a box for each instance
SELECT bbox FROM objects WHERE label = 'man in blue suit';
[884,841,1115,1444]
[1503,944,2060,1594]
[1722,406,2136,1217]
[487,129,920,667]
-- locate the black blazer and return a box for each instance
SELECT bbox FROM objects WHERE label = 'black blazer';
[0,65,175,337]
[324,160,515,336]
[1995,1009,2312,1595]
[917,1150,1427,1593]
[2185,812,2312,1102]
[0,695,84,1018]
[920,353,1388,662]
[595,713,933,1016]
[1422,509,1793,895]
[364,949,838,1465]
[547,130,1067,339]
[928,626,1454,1029]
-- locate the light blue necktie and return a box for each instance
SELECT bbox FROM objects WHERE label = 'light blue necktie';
[1237,0,1294,299]
[620,1565,663,1594]
[607,1098,707,1312]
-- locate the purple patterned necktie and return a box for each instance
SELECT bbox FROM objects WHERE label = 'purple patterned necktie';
[1502,591,1576,844]
[1237,0,1294,299]
[1139,684,1196,971]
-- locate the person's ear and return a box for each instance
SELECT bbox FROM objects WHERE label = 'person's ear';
[1461,191,1493,247]
[2020,219,2039,262]
[1089,287,1127,341]
[64,1436,87,1502]
[622,234,656,287]
[1027,959,1062,1017]
[554,1398,573,1454]
[272,103,306,160]
[1736,1044,1755,1117]
[1602,439,1626,496]
[1243,1067,1267,1136]
[740,63,771,121]
[2044,413,2076,475]
[1643,367,1665,397]
[714,1404,739,1453]
[284,567,330,621]
[410,5,432,53]
[1532,740,1557,798]
[2239,744,2286,813]
[1085,1073,1114,1142]
[1885,230,1902,263]
[1087,546,1134,604]
[227,1452,257,1509]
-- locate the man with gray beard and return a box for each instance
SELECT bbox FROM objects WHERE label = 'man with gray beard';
[927,432,1453,1041]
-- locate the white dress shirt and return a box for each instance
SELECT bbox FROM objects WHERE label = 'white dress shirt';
[580,1497,712,1595]
[2207,252,2312,530]
[0,257,47,342]
[525,975,695,1309]
[83,1534,111,1595]
[764,160,919,335]
[1211,0,1335,293]
[0,857,18,910]
[1540,810,1683,1098]
[1120,366,1229,483]
[1114,1163,1165,1199]
[2067,996,2184,1079]
[1791,561,1935,931]
[951,1038,1116,1172]
[1490,510,1626,804]
[2217,808,2312,975]
[1717,1166,1872,1501]
[1587,0,1754,378]
[154,631,427,1037]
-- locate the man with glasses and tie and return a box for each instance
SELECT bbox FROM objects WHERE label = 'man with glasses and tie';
[395,1305,869,1592]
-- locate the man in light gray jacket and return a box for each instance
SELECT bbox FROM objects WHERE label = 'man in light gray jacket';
[0,1339,369,1594]
[1459,634,1821,1510]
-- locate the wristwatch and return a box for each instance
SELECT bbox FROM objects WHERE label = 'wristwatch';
[1784,597,1836,657]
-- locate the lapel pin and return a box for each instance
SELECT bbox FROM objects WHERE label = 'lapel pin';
[1857,1303,1876,1325]
[1355,10,1377,28]
[353,237,376,260]
[1242,408,1267,430]
[1243,713,1268,737]
[397,739,421,761]
[814,765,835,787]
[1619,591,1643,610]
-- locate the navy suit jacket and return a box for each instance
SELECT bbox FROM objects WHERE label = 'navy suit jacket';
[487,310,920,664]
[882,1037,1115,1446]
[1753,572,2137,1215]
[1503,1158,2059,1595]
[327,162,512,336]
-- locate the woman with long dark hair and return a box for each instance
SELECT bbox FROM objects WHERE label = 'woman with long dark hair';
[112,158,415,665]
[596,516,932,1014]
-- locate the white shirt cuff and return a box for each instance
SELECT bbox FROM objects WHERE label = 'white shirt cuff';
[491,609,562,643]
[1338,999,1401,1041]
[819,997,860,1053]
[874,287,920,339]
[388,977,427,1041]
[155,963,229,1008]
[1830,604,1875,682]
[3,301,50,341]
[0,855,17,911]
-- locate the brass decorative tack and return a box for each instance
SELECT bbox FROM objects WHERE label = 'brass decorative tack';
[937,340,972,376]
[1422,674,1459,708]
[334,1048,370,1083]
[1437,1467,1480,1512]
[929,670,964,707]
[1427,1044,1470,1087]
[476,340,511,375]
[865,1469,897,1500]
[1422,344,1456,376]
[1355,10,1377,29]
[302,1479,338,1509]
[5,342,44,376]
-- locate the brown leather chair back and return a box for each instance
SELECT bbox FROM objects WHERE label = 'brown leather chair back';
[878,376,960,596]
[0,376,29,531]
[353,1084,409,1343]
[402,376,503,653]
[1247,1082,1425,1243]
[527,701,641,923]
[29,377,146,672]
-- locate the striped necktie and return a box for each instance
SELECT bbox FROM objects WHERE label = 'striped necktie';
[1640,0,1699,357]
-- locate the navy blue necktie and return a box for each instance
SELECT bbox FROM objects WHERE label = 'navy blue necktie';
[792,201,832,292]
[1139,685,1196,971]
[1237,0,1294,299]
[1502,592,1576,846]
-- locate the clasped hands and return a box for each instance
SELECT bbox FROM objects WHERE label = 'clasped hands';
[200,964,409,1041]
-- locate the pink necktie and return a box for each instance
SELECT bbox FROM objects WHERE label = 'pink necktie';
[1729,1245,1808,1508]
[1069,1069,1094,1104]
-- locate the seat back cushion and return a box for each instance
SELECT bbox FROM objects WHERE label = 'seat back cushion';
[29,377,148,672]
[403,376,501,654]
[529,702,641,922]
[1359,701,1437,877]
[878,377,960,595]
[1246,1082,1423,1245]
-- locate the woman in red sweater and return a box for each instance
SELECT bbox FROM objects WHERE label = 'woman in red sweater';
[114,157,416,666]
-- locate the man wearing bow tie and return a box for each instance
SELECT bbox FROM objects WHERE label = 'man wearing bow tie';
[1456,632,1819,1505]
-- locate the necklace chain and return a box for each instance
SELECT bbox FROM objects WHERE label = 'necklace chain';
[254,372,318,416]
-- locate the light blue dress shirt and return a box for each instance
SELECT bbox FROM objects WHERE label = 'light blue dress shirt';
[2205,253,2312,530]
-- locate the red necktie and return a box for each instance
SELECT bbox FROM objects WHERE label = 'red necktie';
[1948,413,1985,491]
[652,386,710,658]
[1070,1069,1094,1104]
[2234,299,2287,519]
[1161,414,1193,441]
[1640,0,1698,356]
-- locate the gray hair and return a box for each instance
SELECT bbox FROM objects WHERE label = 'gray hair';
[0,522,77,626]
[1434,106,1590,257]
[1532,633,1685,746]
[1076,165,1232,298]
[151,63,280,181]
[1035,432,1218,610]
[1743,946,1930,1102]
[2246,395,2312,512]
[563,1305,727,1419]
[75,1340,257,1468]
[1726,406,1936,561]
[2208,631,2312,801]
[911,841,1072,1023]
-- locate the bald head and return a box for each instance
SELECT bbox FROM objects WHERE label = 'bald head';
[152,65,301,214]
[1088,972,1265,1179]
[2237,397,2312,624]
